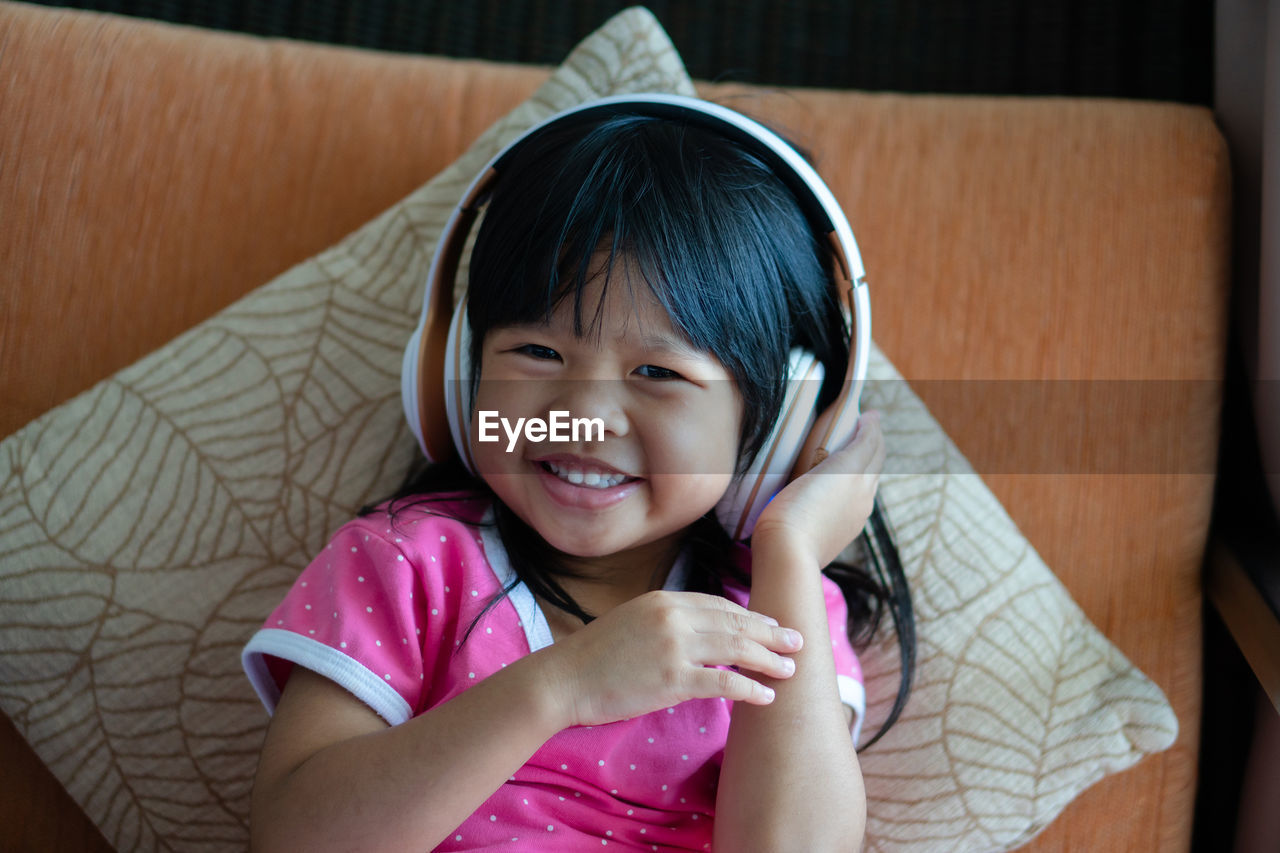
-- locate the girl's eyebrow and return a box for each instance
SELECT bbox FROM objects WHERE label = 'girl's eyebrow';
[638,334,703,359]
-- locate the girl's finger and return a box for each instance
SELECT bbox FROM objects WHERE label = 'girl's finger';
[676,592,783,629]
[685,602,802,653]
[681,666,777,706]
[824,416,885,476]
[851,409,880,442]
[694,633,797,680]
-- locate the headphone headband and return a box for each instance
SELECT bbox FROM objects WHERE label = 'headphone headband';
[400,93,872,538]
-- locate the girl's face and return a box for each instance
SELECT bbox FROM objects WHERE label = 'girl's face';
[470,254,742,575]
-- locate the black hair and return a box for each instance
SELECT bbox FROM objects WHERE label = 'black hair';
[366,108,914,747]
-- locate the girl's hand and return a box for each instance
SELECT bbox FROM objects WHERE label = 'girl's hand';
[753,409,886,569]
[541,591,803,727]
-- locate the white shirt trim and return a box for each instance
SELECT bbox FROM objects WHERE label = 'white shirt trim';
[838,674,867,746]
[242,628,413,726]
[481,513,554,652]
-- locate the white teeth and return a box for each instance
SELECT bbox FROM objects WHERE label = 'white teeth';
[545,462,627,489]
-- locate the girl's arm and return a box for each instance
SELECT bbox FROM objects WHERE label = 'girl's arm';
[250,653,566,852]
[251,592,798,852]
[715,411,885,853]
[715,532,867,852]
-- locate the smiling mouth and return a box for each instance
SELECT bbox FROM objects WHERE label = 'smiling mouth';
[539,460,634,490]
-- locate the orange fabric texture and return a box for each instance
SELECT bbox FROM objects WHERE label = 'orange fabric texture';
[0,2,1228,851]
[0,1,546,437]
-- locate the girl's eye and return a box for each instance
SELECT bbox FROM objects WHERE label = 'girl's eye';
[635,364,682,380]
[516,344,561,361]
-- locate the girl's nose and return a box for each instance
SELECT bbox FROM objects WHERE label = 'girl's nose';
[552,378,630,439]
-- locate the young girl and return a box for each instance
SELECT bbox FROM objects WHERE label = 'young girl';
[242,98,907,852]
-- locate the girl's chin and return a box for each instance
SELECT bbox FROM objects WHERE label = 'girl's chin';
[526,515,635,559]
[532,514,693,568]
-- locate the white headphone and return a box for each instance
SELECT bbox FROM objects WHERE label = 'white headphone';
[401,93,871,539]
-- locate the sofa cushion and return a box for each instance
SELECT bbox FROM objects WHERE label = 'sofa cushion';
[0,5,1195,852]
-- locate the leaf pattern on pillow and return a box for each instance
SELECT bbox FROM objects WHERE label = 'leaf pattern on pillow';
[2,362,278,847]
[851,349,1177,851]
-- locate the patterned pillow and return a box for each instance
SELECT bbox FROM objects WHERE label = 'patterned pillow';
[0,7,1175,851]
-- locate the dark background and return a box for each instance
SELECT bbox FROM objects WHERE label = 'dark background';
[29,0,1214,103]
[23,2,1263,850]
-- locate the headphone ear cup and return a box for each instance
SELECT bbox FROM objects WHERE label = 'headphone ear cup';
[716,348,824,540]
[443,298,477,474]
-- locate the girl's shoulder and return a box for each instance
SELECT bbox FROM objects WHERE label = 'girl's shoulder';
[318,491,501,594]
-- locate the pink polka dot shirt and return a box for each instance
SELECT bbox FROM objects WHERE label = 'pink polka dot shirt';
[243,496,865,851]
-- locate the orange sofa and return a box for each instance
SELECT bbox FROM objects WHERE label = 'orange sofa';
[0,2,1229,850]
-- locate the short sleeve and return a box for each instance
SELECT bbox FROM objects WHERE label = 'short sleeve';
[821,574,867,746]
[242,519,429,726]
